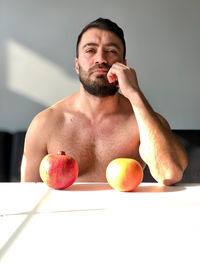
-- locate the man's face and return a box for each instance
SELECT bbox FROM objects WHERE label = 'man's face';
[75,28,126,97]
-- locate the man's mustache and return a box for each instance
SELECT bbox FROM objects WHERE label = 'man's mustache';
[89,63,111,73]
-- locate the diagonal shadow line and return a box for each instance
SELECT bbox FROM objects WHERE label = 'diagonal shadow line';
[2,207,110,216]
[0,188,51,262]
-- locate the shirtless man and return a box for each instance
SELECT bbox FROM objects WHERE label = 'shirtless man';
[21,18,188,185]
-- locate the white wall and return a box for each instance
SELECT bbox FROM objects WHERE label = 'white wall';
[0,0,200,131]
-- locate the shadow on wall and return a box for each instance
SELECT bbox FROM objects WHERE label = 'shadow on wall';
[6,39,79,107]
[0,39,79,131]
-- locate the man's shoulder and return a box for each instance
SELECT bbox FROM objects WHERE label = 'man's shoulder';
[33,106,57,121]
[50,93,79,113]
[31,94,78,127]
[155,113,171,129]
[28,108,55,134]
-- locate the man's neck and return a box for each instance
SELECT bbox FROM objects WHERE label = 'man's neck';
[77,87,120,122]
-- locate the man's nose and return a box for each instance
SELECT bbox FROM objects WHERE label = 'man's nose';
[94,50,107,64]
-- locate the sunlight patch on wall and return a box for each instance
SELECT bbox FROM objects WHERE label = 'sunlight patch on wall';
[6,39,80,106]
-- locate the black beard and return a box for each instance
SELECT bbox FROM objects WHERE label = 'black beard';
[78,65,119,97]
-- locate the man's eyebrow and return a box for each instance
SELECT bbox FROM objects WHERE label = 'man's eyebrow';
[82,42,120,50]
[104,42,120,50]
[82,43,98,49]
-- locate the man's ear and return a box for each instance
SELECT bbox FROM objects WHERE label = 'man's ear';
[75,58,79,74]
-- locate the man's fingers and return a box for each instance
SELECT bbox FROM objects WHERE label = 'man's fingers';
[107,69,118,83]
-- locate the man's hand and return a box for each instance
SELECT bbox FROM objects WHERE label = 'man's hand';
[107,62,140,99]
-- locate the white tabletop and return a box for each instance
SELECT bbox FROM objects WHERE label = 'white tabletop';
[0,182,200,267]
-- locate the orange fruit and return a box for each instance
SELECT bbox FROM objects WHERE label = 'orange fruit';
[106,158,143,192]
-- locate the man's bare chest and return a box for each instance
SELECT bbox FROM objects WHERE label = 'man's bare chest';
[47,118,141,179]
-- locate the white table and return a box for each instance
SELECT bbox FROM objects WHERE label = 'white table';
[0,182,200,267]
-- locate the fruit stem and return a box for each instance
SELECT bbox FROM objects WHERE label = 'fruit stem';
[57,151,66,155]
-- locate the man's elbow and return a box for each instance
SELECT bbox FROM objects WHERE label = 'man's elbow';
[161,162,188,186]
[162,173,182,186]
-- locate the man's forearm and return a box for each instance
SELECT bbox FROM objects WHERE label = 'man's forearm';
[106,62,188,184]
[129,90,188,185]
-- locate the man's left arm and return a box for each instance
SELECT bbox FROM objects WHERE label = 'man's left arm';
[107,63,188,185]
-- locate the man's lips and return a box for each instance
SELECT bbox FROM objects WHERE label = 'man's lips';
[92,68,109,74]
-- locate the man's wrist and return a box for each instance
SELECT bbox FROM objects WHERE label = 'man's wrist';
[126,89,142,106]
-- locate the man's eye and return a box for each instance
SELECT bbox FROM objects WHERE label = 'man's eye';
[86,49,95,53]
[106,50,117,54]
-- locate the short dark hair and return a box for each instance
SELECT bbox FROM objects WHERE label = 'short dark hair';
[76,18,126,60]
